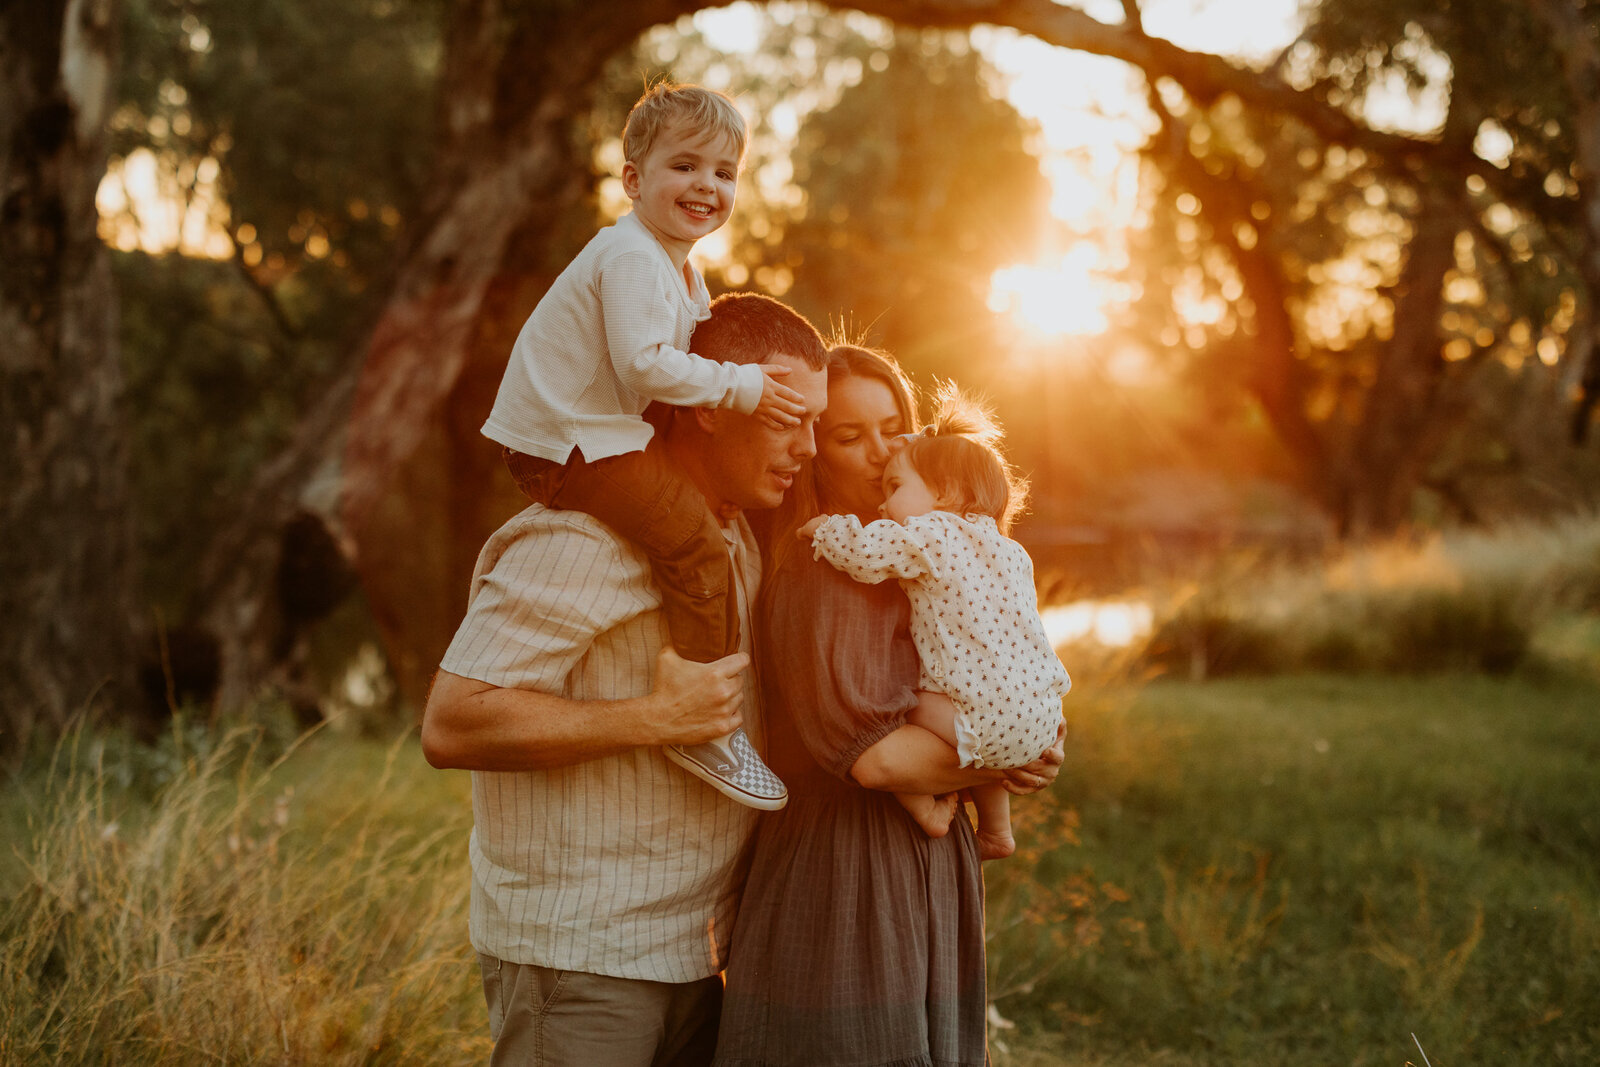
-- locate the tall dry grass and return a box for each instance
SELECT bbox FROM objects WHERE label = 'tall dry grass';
[0,724,485,1065]
[1139,511,1600,677]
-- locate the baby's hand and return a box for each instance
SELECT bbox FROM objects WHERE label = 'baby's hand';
[755,365,806,429]
[797,516,824,541]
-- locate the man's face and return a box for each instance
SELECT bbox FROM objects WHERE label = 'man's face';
[700,352,828,513]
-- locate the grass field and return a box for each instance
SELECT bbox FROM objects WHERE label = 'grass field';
[4,668,1596,1064]
[993,670,1600,1065]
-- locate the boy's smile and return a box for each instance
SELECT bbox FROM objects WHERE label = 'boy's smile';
[622,123,740,271]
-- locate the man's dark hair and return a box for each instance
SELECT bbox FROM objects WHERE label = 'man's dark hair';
[690,292,827,370]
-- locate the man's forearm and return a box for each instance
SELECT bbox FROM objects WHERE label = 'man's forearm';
[420,670,661,772]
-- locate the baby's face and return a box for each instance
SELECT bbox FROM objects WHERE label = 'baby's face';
[878,454,945,524]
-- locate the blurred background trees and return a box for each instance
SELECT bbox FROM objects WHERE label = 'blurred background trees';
[3,0,132,751]
[4,0,1598,748]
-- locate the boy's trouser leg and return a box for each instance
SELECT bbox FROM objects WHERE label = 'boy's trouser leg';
[504,446,737,663]
[505,447,785,809]
[479,956,722,1067]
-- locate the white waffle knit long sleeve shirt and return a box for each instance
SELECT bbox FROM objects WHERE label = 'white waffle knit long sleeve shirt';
[482,211,766,462]
[809,510,1070,769]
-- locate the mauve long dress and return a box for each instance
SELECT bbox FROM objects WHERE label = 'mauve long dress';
[713,550,988,1067]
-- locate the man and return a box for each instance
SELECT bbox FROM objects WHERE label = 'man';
[422,292,830,1066]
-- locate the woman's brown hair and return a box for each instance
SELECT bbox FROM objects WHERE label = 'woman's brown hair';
[758,343,919,577]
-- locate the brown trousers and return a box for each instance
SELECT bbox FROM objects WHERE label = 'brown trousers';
[504,446,737,663]
[479,955,722,1067]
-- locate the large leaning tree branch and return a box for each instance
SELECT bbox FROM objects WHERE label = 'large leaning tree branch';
[842,0,1573,226]
[329,0,1580,538]
[1140,80,1332,501]
[336,0,707,536]
[197,0,708,707]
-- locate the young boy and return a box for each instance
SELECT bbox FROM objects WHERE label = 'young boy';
[481,82,797,811]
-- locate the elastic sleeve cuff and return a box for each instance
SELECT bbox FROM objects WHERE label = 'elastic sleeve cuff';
[727,362,767,414]
[825,687,919,782]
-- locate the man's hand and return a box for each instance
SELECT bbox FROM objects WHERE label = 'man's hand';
[1000,720,1066,796]
[647,646,750,746]
[754,364,806,429]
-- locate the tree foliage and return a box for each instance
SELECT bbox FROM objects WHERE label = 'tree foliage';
[9,0,1600,734]
[746,29,1052,384]
[1116,0,1600,532]
[100,0,443,712]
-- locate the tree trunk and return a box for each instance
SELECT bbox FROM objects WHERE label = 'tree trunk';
[1340,198,1457,534]
[0,0,133,752]
[175,0,699,714]
[321,0,702,707]
[1530,0,1600,442]
[1143,86,1338,514]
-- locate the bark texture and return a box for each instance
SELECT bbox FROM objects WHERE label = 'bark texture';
[1530,0,1600,442]
[0,0,132,750]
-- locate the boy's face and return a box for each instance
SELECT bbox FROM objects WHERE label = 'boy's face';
[622,122,740,259]
[879,453,946,525]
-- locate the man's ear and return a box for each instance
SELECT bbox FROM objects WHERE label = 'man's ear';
[691,406,720,434]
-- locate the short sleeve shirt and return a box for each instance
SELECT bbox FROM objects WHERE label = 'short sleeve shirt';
[440,505,764,982]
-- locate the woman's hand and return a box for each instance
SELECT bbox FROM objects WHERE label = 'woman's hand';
[1000,721,1065,795]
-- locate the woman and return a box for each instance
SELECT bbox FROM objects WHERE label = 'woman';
[714,346,1064,1067]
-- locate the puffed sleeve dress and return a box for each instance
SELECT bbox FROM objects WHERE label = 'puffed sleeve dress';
[712,551,989,1067]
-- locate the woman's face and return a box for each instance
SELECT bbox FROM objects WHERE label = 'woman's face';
[816,374,907,520]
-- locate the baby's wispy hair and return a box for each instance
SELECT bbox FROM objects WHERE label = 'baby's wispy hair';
[898,381,1029,533]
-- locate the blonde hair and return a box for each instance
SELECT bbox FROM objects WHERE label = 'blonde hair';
[897,382,1028,533]
[623,80,748,166]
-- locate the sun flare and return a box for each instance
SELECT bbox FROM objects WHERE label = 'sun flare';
[988,244,1114,338]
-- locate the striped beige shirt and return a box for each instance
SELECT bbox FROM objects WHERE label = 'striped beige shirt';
[440,504,763,983]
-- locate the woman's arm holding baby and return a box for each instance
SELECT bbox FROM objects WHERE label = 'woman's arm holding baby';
[850,692,1064,794]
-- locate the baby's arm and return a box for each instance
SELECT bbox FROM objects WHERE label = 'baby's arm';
[802,514,937,585]
[903,689,961,750]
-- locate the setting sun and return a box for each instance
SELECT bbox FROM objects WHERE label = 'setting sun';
[988,243,1116,337]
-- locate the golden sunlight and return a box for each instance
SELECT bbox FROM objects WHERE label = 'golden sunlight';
[1040,598,1154,648]
[988,244,1113,338]
[97,147,233,258]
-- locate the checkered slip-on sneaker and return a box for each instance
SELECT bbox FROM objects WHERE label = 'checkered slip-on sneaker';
[666,727,788,811]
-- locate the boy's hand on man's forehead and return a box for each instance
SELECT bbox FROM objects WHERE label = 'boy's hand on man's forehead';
[755,363,806,429]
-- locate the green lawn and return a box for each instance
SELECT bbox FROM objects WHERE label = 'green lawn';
[4,671,1597,1064]
[994,671,1600,1065]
